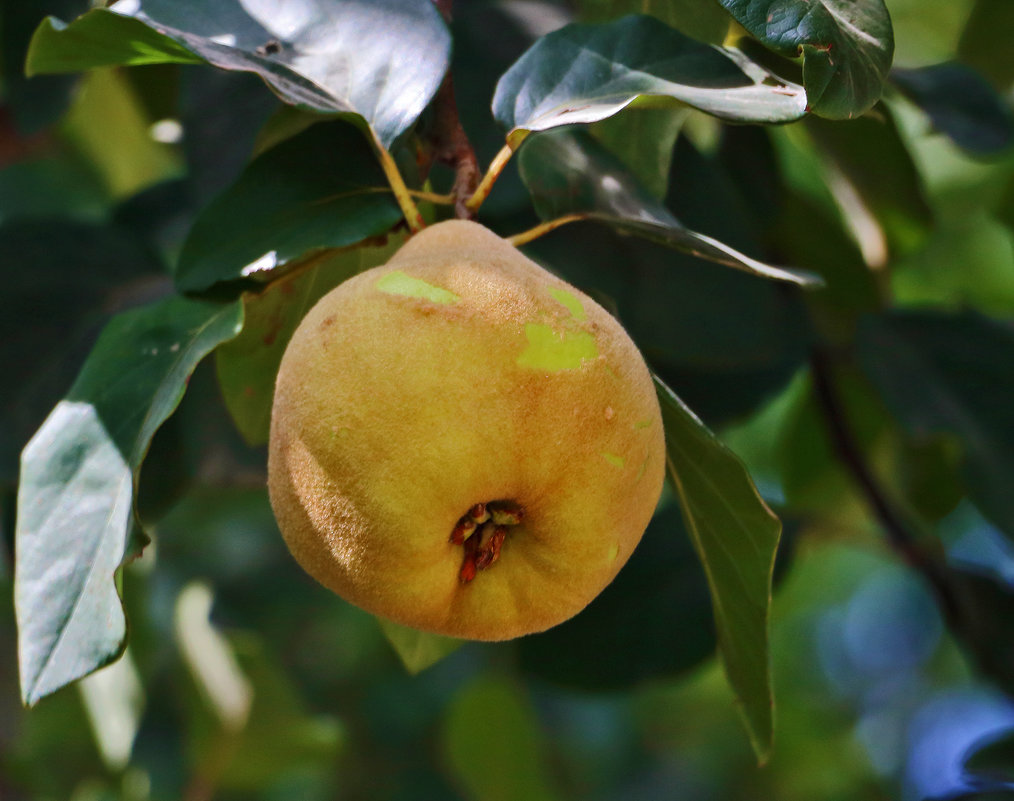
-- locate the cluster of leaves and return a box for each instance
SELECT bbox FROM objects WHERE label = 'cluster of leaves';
[4,0,1014,797]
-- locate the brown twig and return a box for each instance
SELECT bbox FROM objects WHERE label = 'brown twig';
[423,0,481,219]
[809,348,963,628]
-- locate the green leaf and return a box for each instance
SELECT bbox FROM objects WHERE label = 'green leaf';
[518,499,715,689]
[377,619,462,675]
[590,106,688,199]
[718,0,894,119]
[15,296,244,705]
[958,0,1014,91]
[0,220,165,484]
[493,14,806,147]
[577,0,731,44]
[442,677,562,801]
[857,311,1014,545]
[805,104,933,259]
[655,376,780,761]
[175,121,402,293]
[216,235,406,445]
[890,64,1014,156]
[518,127,819,286]
[26,0,451,148]
[62,68,184,201]
[26,10,202,73]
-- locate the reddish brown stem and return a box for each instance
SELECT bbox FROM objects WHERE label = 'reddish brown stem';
[423,0,480,219]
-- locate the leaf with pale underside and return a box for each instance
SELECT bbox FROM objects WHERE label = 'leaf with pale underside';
[718,0,894,119]
[493,14,806,148]
[655,376,780,762]
[26,0,451,148]
[15,296,243,705]
[518,127,819,287]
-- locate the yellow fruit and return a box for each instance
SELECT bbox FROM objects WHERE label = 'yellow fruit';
[268,220,665,640]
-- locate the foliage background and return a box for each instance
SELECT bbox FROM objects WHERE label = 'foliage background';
[3,0,1014,799]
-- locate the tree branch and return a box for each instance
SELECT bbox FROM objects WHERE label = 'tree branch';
[809,348,963,627]
[424,0,481,219]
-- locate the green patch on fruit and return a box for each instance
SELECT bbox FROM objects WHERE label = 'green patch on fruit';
[376,270,460,304]
[633,420,653,430]
[548,287,586,321]
[601,452,625,468]
[516,323,598,370]
[608,542,621,562]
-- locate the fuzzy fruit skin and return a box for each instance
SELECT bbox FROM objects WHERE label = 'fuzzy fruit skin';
[268,220,665,640]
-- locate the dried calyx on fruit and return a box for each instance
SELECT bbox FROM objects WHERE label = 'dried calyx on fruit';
[268,220,665,641]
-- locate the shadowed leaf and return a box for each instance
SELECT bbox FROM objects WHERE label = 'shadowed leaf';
[518,127,819,286]
[175,121,402,293]
[857,311,1014,546]
[656,376,780,761]
[891,63,1014,156]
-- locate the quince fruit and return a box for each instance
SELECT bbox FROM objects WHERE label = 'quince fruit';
[268,220,665,640]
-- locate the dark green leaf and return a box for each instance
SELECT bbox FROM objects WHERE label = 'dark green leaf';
[175,121,402,293]
[518,499,715,689]
[590,106,687,199]
[1,0,88,131]
[518,127,819,285]
[857,311,1014,544]
[15,296,243,705]
[493,14,806,147]
[890,63,1014,156]
[0,220,166,485]
[805,104,933,259]
[27,0,451,148]
[958,0,1014,91]
[215,235,406,445]
[718,0,894,118]
[442,677,562,801]
[577,0,731,44]
[655,377,780,761]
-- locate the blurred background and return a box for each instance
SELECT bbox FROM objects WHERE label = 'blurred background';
[3,0,1014,799]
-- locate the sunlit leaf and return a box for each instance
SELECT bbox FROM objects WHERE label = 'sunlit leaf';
[719,0,894,118]
[493,14,806,147]
[518,127,819,286]
[175,121,402,293]
[656,376,780,761]
[27,0,451,148]
[15,296,243,705]
[857,311,1014,545]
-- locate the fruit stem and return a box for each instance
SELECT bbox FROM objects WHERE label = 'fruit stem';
[372,138,426,233]
[465,144,515,214]
[507,214,587,247]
